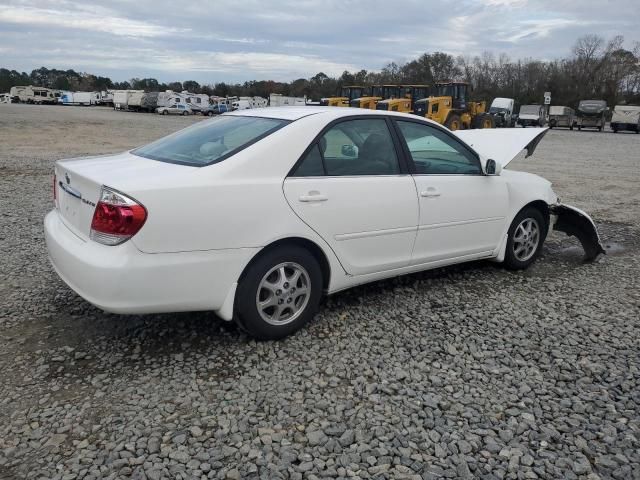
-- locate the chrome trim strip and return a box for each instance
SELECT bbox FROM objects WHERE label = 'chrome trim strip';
[58,181,82,200]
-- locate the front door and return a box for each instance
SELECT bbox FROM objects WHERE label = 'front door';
[283,118,419,276]
[393,119,508,265]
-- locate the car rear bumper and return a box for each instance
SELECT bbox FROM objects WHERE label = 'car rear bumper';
[44,210,257,319]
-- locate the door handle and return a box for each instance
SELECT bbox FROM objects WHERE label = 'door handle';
[420,188,441,198]
[299,192,328,202]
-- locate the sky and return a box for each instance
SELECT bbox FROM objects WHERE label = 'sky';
[0,0,638,84]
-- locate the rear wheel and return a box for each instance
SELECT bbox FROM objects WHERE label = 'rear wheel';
[445,114,462,131]
[162,110,168,115]
[504,207,546,270]
[182,111,189,116]
[235,246,323,340]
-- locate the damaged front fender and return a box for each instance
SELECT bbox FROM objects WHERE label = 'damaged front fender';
[550,204,606,261]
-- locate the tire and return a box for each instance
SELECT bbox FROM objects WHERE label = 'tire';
[235,246,323,340]
[503,207,547,270]
[569,125,574,131]
[162,110,168,115]
[182,111,189,116]
[474,113,494,129]
[598,126,602,132]
[445,114,462,131]
[578,126,582,131]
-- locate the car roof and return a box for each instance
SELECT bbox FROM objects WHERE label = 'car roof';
[225,106,429,122]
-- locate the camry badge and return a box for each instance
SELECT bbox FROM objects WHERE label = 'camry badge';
[65,173,71,184]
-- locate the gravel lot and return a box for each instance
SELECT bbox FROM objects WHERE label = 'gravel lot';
[1,104,639,480]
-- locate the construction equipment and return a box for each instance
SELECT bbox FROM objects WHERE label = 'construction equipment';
[413,81,495,130]
[349,85,384,109]
[375,85,430,113]
[320,85,367,107]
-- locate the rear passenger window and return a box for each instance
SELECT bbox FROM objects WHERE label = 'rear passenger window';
[293,144,325,176]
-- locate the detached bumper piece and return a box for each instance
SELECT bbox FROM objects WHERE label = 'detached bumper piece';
[551,204,606,262]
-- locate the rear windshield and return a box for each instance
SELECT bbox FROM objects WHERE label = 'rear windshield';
[520,105,540,114]
[132,115,289,166]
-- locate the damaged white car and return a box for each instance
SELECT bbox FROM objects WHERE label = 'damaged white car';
[45,107,605,339]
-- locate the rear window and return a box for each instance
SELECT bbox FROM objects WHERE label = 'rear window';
[132,115,289,166]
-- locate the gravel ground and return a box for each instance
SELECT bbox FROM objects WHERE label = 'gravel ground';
[1,104,639,480]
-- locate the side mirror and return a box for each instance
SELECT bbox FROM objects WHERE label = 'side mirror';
[485,159,502,175]
[341,144,358,157]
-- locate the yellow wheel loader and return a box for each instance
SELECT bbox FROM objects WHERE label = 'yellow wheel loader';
[413,82,495,130]
[375,85,430,113]
[320,85,367,107]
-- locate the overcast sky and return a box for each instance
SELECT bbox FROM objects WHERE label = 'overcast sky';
[1,0,638,84]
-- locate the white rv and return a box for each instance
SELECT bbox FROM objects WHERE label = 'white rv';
[157,91,189,108]
[184,93,211,113]
[9,85,58,104]
[610,105,640,133]
[1,93,12,103]
[269,93,307,107]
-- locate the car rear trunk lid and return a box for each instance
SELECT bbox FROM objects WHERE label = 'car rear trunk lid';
[54,151,192,240]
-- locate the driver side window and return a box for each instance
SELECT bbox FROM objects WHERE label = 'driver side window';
[396,121,480,175]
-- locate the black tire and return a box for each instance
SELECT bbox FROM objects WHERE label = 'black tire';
[570,125,574,130]
[182,111,189,116]
[445,114,462,131]
[473,113,495,129]
[162,110,168,115]
[578,126,582,131]
[235,246,323,340]
[503,207,547,270]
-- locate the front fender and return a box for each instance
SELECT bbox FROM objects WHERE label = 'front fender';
[550,204,606,261]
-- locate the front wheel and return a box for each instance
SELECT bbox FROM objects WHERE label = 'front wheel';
[504,208,546,270]
[445,114,462,131]
[235,246,323,340]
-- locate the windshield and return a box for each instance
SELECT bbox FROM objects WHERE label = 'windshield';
[489,107,507,114]
[520,105,540,115]
[132,115,289,166]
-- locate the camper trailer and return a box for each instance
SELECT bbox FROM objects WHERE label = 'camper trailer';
[610,105,640,133]
[127,91,145,111]
[517,105,546,127]
[1,93,12,104]
[9,85,58,104]
[488,97,516,127]
[576,100,607,131]
[269,93,307,107]
[548,106,575,129]
[184,93,211,113]
[113,90,144,110]
[139,92,159,113]
[157,91,189,108]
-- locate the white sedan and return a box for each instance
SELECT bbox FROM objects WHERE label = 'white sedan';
[45,107,604,339]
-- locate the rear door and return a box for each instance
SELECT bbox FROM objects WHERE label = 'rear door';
[283,117,419,276]
[393,119,508,265]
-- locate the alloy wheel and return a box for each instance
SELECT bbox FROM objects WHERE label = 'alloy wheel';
[513,218,540,262]
[256,262,311,325]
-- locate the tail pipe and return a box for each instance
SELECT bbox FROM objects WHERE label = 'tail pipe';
[550,204,606,261]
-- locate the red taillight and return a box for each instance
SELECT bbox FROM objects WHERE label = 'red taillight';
[90,187,147,246]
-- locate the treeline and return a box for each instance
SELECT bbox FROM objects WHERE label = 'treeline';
[1,34,638,107]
